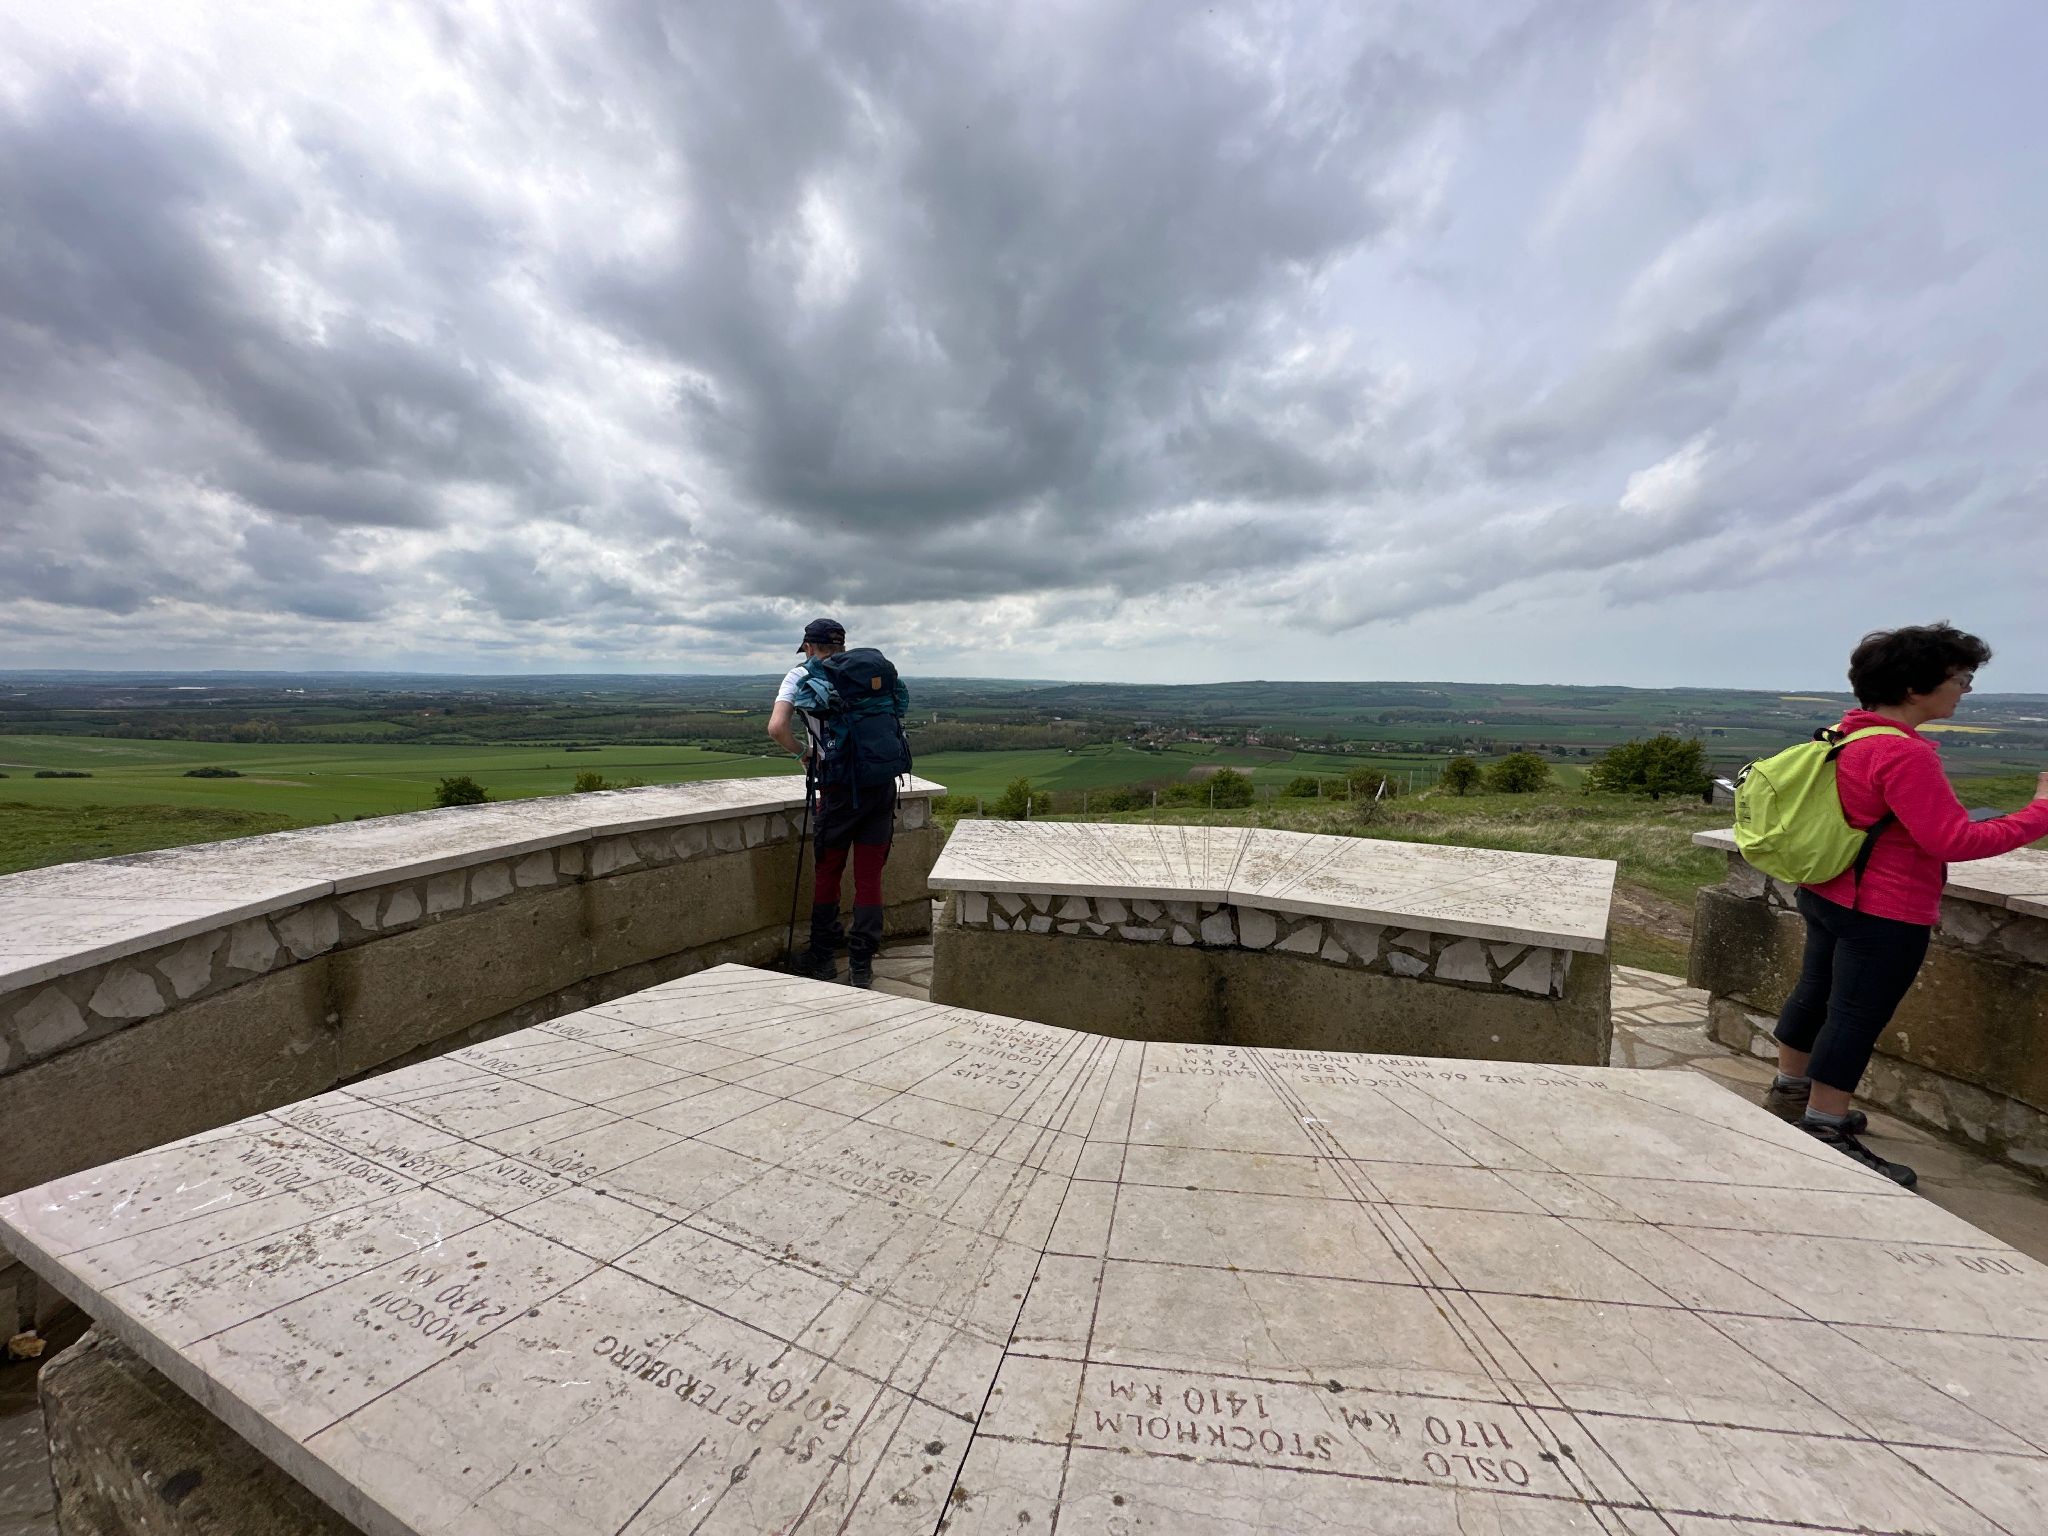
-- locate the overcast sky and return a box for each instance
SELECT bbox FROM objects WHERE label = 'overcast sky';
[2,2,2044,690]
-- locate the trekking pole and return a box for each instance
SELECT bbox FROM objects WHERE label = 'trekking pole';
[784,763,815,970]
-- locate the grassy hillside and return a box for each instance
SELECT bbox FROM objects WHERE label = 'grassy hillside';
[0,803,295,875]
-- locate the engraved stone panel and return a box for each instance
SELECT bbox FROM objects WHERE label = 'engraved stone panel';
[934,821,1615,953]
[6,965,2043,1536]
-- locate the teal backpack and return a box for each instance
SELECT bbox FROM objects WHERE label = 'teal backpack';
[789,648,913,793]
[1732,725,1903,888]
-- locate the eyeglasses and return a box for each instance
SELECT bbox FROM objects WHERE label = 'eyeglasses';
[1950,672,1975,692]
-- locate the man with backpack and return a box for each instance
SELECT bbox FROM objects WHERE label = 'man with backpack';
[768,617,914,988]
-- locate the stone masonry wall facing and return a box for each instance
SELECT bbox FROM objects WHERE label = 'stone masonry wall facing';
[932,893,1611,1065]
[1688,842,2048,1176]
[0,785,942,1198]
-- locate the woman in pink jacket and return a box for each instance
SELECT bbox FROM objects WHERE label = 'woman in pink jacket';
[1768,623,2048,1186]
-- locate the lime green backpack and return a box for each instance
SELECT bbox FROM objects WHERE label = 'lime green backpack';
[1732,726,1903,886]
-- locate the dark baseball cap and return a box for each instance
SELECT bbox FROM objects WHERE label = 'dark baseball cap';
[798,617,846,651]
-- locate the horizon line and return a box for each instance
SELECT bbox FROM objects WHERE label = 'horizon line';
[5,666,2048,699]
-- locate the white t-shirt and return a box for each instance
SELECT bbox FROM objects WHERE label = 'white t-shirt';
[776,664,823,752]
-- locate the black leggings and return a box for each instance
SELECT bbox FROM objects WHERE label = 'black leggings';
[1773,888,1931,1093]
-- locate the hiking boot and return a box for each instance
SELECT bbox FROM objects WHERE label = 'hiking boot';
[1762,1079,1865,1134]
[792,945,838,982]
[793,903,842,982]
[811,902,847,953]
[846,904,885,990]
[1801,1118,1916,1188]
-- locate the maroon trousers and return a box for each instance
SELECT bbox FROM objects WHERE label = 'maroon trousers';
[814,841,890,906]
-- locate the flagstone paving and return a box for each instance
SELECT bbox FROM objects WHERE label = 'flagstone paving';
[0,953,2042,1534]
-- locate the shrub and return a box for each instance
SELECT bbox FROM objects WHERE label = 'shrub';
[571,770,613,793]
[1587,735,1710,801]
[1440,756,1482,796]
[1282,774,1322,798]
[1346,765,1401,801]
[433,775,489,807]
[182,766,243,778]
[1205,768,1256,808]
[33,769,91,779]
[1086,788,1145,813]
[992,776,1052,819]
[1486,752,1551,794]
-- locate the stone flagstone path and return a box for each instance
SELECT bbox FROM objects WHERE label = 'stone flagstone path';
[1609,966,2048,1267]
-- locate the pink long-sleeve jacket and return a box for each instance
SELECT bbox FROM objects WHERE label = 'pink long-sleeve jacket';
[1805,709,2048,924]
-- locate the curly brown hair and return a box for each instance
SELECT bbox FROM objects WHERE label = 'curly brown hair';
[1847,622,1992,707]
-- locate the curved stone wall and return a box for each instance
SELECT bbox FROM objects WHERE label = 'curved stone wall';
[1687,830,2048,1175]
[0,777,944,1199]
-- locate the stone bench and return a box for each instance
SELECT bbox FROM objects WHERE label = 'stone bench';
[1689,829,2048,1176]
[5,963,2044,1536]
[0,776,945,1206]
[927,821,1616,1064]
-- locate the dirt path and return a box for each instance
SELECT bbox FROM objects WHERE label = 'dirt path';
[1609,880,1697,975]
[1612,882,1693,944]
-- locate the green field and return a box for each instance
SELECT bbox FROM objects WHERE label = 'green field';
[0,734,796,826]
[913,743,1474,800]
[0,734,1439,817]
[0,803,296,875]
[0,731,1527,873]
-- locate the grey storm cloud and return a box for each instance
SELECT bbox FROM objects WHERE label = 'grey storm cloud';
[1,0,2045,684]
[0,95,550,501]
[577,0,1449,543]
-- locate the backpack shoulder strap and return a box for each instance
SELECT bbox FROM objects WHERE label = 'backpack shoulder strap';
[1823,725,1907,907]
[1820,724,1907,760]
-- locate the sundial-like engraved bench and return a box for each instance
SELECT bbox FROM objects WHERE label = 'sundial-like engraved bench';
[928,821,1618,1065]
[6,964,2047,1535]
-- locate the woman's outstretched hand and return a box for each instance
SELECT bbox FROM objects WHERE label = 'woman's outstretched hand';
[2035,769,2048,803]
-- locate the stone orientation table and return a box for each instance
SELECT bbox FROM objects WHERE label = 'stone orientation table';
[12,965,2045,1536]
[929,821,1617,1064]
[0,776,945,1203]
[1688,829,2048,1176]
